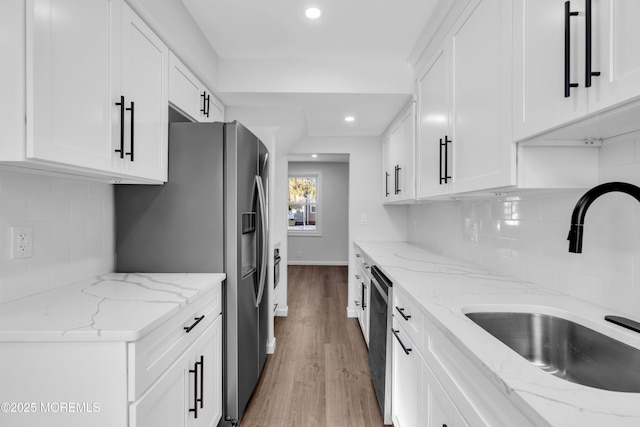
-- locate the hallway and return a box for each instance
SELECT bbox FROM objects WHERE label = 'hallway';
[240,265,384,426]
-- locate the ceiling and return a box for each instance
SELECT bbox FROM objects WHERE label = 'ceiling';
[181,0,442,150]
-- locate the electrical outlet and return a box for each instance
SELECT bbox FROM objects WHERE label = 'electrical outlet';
[10,226,32,259]
[470,222,479,243]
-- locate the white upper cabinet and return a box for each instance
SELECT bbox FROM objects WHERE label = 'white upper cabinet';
[589,0,640,112]
[417,42,451,199]
[449,0,514,193]
[27,0,120,173]
[1,0,168,183]
[416,0,514,199]
[169,52,225,123]
[514,0,640,141]
[382,101,416,204]
[120,3,168,182]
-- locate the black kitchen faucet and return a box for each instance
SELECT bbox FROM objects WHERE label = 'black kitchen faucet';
[567,181,640,333]
[567,181,640,253]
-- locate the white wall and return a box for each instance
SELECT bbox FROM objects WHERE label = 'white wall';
[0,169,114,303]
[407,131,640,320]
[288,161,349,265]
[285,136,408,316]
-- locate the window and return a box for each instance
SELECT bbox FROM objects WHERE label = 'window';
[288,174,321,235]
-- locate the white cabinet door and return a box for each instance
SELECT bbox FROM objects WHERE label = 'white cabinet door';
[391,321,423,427]
[513,0,588,141]
[120,3,168,182]
[207,95,226,122]
[424,360,469,427]
[417,41,450,199]
[27,0,120,172]
[1,0,25,160]
[131,317,222,427]
[130,349,189,427]
[589,0,640,113]
[450,0,514,193]
[192,314,222,427]
[383,102,416,203]
[169,52,206,122]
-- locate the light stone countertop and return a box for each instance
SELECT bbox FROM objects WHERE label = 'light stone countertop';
[0,273,225,342]
[355,240,640,427]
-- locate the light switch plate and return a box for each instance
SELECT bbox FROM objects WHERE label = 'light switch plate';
[10,226,32,259]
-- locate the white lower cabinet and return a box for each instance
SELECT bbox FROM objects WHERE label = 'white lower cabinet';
[391,319,422,427]
[0,286,222,427]
[391,284,535,427]
[354,247,371,345]
[131,315,222,427]
[424,360,468,427]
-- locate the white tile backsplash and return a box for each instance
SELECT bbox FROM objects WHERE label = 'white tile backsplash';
[408,131,640,320]
[0,169,114,303]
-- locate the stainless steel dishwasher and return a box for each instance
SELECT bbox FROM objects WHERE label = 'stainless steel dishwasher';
[368,266,393,424]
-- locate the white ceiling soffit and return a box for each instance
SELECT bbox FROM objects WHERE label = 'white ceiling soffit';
[181,0,441,61]
[181,0,440,140]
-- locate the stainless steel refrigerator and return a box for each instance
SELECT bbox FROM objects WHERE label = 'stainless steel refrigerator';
[114,120,269,427]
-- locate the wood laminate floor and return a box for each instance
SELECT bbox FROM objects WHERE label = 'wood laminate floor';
[240,265,385,427]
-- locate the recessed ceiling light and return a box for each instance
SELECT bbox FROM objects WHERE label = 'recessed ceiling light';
[344,116,355,122]
[311,154,318,158]
[305,7,322,19]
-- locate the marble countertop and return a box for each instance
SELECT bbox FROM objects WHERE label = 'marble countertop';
[0,273,225,342]
[355,240,640,427]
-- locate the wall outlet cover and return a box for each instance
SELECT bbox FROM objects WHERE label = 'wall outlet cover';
[10,226,32,260]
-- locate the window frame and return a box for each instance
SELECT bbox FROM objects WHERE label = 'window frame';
[287,172,322,237]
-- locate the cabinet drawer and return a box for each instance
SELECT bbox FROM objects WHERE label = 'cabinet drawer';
[393,285,424,353]
[128,283,222,401]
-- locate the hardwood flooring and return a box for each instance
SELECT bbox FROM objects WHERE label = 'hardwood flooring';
[240,265,385,427]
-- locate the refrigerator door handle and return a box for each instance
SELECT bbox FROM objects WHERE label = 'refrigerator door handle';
[254,175,268,307]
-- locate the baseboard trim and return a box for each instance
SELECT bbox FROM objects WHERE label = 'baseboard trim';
[266,337,276,354]
[275,306,288,317]
[287,260,349,266]
[347,307,358,318]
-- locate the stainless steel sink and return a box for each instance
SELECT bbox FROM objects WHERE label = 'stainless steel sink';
[465,312,640,392]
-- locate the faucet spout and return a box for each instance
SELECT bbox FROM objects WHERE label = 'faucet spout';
[568,182,640,253]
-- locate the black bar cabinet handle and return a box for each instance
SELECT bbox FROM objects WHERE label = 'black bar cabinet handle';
[184,315,205,333]
[125,101,134,161]
[385,171,390,197]
[206,94,211,117]
[439,138,444,184]
[444,135,452,183]
[394,165,401,195]
[396,306,412,321]
[585,0,600,87]
[392,329,412,355]
[114,96,125,158]
[189,364,198,418]
[361,284,367,309]
[197,355,204,408]
[201,92,207,115]
[565,1,579,97]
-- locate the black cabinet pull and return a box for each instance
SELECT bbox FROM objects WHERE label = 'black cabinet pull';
[585,0,600,87]
[564,1,580,97]
[396,306,412,321]
[125,101,134,161]
[392,329,412,355]
[115,96,125,159]
[361,283,367,309]
[184,315,205,333]
[201,92,207,115]
[385,171,390,197]
[189,363,198,418]
[206,93,211,117]
[439,137,444,184]
[197,355,204,409]
[394,165,402,194]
